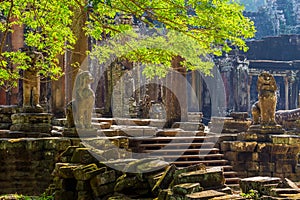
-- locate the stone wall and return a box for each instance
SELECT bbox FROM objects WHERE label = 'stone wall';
[221,134,300,181]
[0,138,80,195]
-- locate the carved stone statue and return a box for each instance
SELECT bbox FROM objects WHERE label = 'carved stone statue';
[73,71,95,129]
[251,72,278,126]
[65,101,75,128]
[23,68,41,108]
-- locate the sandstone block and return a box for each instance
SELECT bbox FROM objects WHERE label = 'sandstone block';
[173,183,202,195]
[174,167,225,189]
[230,141,257,152]
[73,164,105,181]
[71,148,98,164]
[185,190,226,200]
[90,170,116,187]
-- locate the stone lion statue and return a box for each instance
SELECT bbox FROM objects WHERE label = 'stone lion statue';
[251,72,278,126]
[73,71,95,129]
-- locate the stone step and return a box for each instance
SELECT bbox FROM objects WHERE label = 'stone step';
[156,130,206,137]
[149,153,225,161]
[139,142,216,149]
[130,136,218,144]
[224,177,241,185]
[143,148,220,155]
[171,159,229,167]
[209,165,234,172]
[222,171,239,178]
[271,188,300,197]
[131,134,241,187]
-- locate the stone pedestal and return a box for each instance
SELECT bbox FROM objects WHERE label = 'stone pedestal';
[209,112,252,134]
[9,108,53,138]
[0,105,20,130]
[221,128,300,181]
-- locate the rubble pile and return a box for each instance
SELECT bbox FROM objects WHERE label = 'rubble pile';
[49,145,237,200]
[240,176,300,199]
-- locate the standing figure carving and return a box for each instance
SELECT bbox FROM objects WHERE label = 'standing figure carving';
[73,71,95,129]
[251,72,278,126]
[23,68,41,108]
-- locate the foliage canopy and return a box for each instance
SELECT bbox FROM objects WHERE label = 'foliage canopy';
[0,0,255,88]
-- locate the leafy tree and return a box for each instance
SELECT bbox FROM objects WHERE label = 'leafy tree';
[0,0,255,88]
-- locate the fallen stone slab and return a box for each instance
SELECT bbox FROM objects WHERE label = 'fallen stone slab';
[240,176,281,196]
[173,183,203,195]
[174,167,225,189]
[185,190,227,200]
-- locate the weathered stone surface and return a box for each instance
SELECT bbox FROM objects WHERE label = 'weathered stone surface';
[277,178,300,190]
[71,148,98,164]
[229,141,257,152]
[53,163,80,179]
[186,190,227,200]
[173,183,202,195]
[90,170,116,187]
[124,157,168,173]
[152,164,177,195]
[172,122,205,131]
[270,188,300,197]
[10,123,52,133]
[187,112,203,122]
[73,164,104,180]
[114,174,149,195]
[240,176,281,196]
[247,124,285,135]
[174,167,225,189]
[209,116,251,133]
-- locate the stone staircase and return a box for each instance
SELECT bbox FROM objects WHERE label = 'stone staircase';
[128,131,241,186]
[53,116,241,187]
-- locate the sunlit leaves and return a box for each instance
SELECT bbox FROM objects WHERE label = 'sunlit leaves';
[0,0,76,86]
[0,0,255,86]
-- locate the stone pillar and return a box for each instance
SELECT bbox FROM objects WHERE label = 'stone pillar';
[9,20,24,105]
[248,75,253,112]
[163,56,188,127]
[284,76,289,110]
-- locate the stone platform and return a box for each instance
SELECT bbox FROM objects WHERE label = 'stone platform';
[8,108,53,137]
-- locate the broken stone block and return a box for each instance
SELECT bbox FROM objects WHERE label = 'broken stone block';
[114,174,139,192]
[90,170,116,188]
[98,158,136,172]
[71,148,98,164]
[157,189,169,200]
[152,164,177,195]
[173,183,202,195]
[240,176,281,196]
[270,188,300,197]
[76,180,92,191]
[174,167,225,189]
[58,146,79,162]
[185,190,227,200]
[124,157,168,173]
[277,178,299,190]
[92,182,115,197]
[52,163,81,179]
[73,164,105,181]
[173,163,206,178]
[172,122,205,131]
[230,141,257,152]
